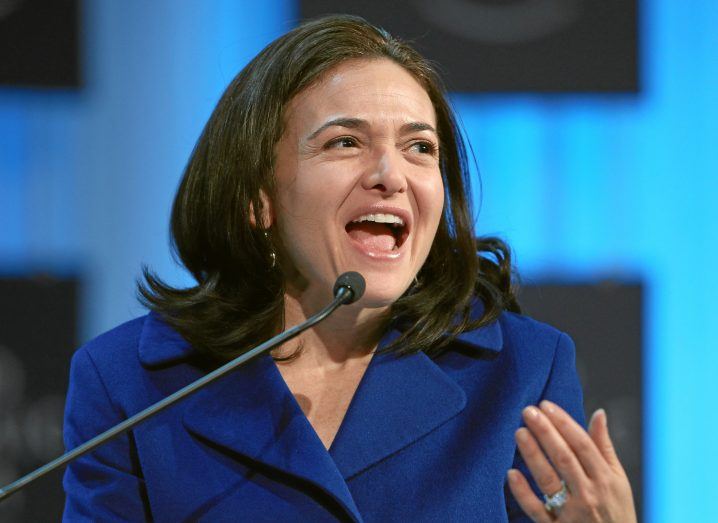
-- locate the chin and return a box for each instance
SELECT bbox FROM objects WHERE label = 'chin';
[354,276,411,309]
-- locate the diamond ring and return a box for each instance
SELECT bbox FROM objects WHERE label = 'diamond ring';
[544,480,568,513]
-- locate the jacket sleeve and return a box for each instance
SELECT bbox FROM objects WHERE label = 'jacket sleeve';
[506,332,586,522]
[62,347,151,522]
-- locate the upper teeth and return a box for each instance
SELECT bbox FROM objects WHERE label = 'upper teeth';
[351,213,405,227]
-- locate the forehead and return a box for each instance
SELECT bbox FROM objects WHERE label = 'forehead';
[284,58,437,131]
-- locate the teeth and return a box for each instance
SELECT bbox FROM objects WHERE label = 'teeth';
[351,213,405,227]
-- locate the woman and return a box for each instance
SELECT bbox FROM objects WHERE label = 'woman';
[63,15,636,522]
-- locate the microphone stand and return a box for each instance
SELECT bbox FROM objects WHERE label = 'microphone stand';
[0,275,363,502]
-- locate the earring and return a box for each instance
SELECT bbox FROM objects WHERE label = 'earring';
[263,230,276,268]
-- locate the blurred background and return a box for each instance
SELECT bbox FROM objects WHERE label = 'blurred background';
[1,0,716,521]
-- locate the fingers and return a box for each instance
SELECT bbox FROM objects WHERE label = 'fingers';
[515,427,564,498]
[507,469,554,523]
[538,401,609,479]
[513,403,638,523]
[588,408,622,469]
[522,405,589,494]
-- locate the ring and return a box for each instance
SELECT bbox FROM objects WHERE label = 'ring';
[543,480,568,513]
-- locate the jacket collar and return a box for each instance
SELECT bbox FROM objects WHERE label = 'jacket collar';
[327,329,467,479]
[137,309,502,521]
[138,305,504,367]
[452,300,504,352]
[179,333,467,523]
[138,311,194,366]
[181,352,364,522]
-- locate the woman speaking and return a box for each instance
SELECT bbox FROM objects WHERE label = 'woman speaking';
[62,15,636,522]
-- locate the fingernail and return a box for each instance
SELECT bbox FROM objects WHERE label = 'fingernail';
[594,408,607,426]
[507,469,519,482]
[523,406,539,419]
[515,428,528,443]
[540,400,556,413]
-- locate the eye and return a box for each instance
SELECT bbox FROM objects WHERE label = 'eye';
[326,136,358,149]
[409,140,438,156]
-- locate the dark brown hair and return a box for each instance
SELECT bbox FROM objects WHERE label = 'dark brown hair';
[139,14,520,361]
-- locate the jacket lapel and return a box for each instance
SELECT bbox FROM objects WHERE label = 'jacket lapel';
[327,329,468,480]
[138,311,503,520]
[180,353,363,522]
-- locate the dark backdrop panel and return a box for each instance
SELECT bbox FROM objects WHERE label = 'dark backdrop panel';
[300,0,639,92]
[0,276,78,521]
[520,281,643,520]
[0,0,81,88]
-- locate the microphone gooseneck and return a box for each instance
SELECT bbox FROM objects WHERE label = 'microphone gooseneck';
[0,272,366,502]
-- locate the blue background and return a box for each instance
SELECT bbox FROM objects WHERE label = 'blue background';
[1,1,716,520]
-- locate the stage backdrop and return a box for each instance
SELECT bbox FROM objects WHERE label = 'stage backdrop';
[300,0,639,92]
[0,276,78,522]
[520,281,643,520]
[0,0,81,88]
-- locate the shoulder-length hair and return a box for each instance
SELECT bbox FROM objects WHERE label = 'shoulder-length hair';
[139,14,520,361]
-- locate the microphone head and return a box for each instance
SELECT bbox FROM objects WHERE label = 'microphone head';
[333,272,366,304]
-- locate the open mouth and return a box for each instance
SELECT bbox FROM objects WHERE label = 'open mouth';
[345,213,409,253]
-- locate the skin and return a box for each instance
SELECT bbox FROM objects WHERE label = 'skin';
[265,58,444,447]
[508,401,637,522]
[267,58,444,362]
[264,57,637,519]
[271,58,444,315]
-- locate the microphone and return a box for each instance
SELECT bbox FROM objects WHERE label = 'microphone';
[333,271,365,304]
[0,272,366,502]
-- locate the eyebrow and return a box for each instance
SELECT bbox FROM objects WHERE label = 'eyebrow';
[401,121,436,134]
[306,117,437,141]
[307,117,366,140]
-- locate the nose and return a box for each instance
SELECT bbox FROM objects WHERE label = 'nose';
[360,146,408,195]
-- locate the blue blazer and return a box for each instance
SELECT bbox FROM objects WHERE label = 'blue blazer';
[62,308,584,522]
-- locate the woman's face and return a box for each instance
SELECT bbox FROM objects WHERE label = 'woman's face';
[271,58,444,309]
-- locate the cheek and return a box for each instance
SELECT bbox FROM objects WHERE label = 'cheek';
[273,173,345,259]
[417,174,445,230]
[274,175,322,225]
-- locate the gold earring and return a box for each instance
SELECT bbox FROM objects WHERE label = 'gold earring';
[263,230,276,268]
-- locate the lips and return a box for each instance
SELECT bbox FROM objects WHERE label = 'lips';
[343,206,411,257]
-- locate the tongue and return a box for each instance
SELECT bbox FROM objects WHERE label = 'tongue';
[346,222,397,251]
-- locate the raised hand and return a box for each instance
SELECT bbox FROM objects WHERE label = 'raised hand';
[507,401,637,523]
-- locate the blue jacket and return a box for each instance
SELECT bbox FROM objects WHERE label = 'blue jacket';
[62,308,584,522]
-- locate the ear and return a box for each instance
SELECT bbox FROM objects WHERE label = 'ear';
[250,188,274,229]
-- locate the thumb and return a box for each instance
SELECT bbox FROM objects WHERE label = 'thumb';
[589,409,621,468]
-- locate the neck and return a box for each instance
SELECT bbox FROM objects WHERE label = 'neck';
[272,290,389,370]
